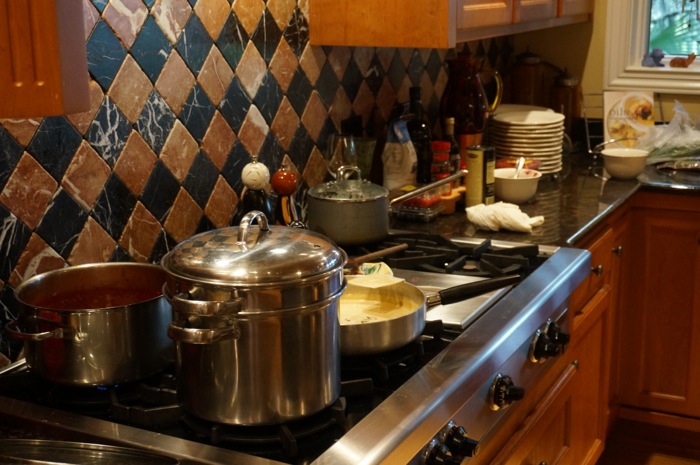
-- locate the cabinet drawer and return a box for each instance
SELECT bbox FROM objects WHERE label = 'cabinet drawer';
[570,227,614,315]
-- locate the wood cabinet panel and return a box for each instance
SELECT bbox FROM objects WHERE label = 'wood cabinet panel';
[459,0,512,29]
[517,0,557,23]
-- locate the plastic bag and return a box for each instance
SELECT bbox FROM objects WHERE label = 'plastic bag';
[639,101,700,164]
[381,116,417,190]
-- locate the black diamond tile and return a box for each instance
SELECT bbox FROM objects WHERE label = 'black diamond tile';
[283,6,309,58]
[180,84,215,143]
[36,189,88,259]
[92,174,137,240]
[387,51,406,91]
[0,205,31,283]
[85,97,132,168]
[341,58,363,102]
[137,90,177,154]
[251,9,282,64]
[142,0,156,7]
[219,76,252,133]
[0,286,23,359]
[257,132,284,169]
[286,68,313,116]
[316,61,340,108]
[287,124,314,169]
[183,151,218,208]
[221,140,249,192]
[197,215,215,234]
[140,160,180,221]
[111,244,134,262]
[27,117,83,181]
[254,70,283,124]
[131,16,172,83]
[217,13,249,69]
[365,55,385,96]
[91,0,108,13]
[0,126,23,191]
[87,20,127,90]
[148,229,178,263]
[426,49,444,83]
[176,14,213,76]
[408,50,426,87]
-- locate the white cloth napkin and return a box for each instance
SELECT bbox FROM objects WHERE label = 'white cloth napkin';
[466,202,545,233]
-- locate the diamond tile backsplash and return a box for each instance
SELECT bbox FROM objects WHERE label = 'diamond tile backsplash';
[0,0,511,358]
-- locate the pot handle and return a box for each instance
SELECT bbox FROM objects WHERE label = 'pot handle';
[389,170,468,207]
[170,291,244,316]
[5,318,73,341]
[168,321,240,344]
[237,210,270,244]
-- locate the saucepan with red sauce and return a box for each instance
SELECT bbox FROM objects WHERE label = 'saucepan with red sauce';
[6,263,172,386]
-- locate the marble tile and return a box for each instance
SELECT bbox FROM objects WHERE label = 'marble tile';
[87,20,127,89]
[113,131,158,196]
[8,233,65,288]
[82,0,100,40]
[270,97,299,151]
[0,154,58,229]
[300,90,326,141]
[160,120,199,182]
[197,47,234,105]
[216,13,248,69]
[201,111,236,170]
[251,9,282,63]
[218,76,251,133]
[152,0,192,44]
[103,0,149,49]
[285,67,313,118]
[0,118,41,148]
[0,205,32,283]
[254,70,283,124]
[140,160,181,221]
[119,201,162,262]
[0,127,25,191]
[61,141,111,210]
[156,50,196,115]
[328,87,352,131]
[267,0,295,30]
[237,41,268,99]
[315,60,340,108]
[27,117,83,180]
[232,0,264,35]
[282,5,308,57]
[204,175,237,228]
[91,174,137,240]
[36,189,88,258]
[183,151,218,207]
[269,39,298,93]
[131,16,172,83]
[193,0,230,40]
[136,91,177,154]
[68,216,117,265]
[67,81,106,135]
[108,55,153,123]
[175,15,213,75]
[179,84,215,142]
[85,98,132,167]
[237,105,268,157]
[163,188,202,242]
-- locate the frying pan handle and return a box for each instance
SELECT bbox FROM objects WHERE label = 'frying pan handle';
[431,274,521,306]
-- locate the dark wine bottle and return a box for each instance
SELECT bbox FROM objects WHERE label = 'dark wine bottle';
[407,87,433,184]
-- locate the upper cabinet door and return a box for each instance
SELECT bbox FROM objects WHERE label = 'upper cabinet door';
[458,0,513,29]
[517,0,557,23]
[0,0,90,118]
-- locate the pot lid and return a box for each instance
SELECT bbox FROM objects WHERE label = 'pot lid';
[308,177,388,201]
[161,211,347,286]
[0,440,178,465]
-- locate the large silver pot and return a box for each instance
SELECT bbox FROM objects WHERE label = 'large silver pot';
[161,211,347,426]
[6,263,172,386]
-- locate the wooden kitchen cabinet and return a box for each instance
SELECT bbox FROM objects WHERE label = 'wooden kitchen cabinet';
[615,190,700,430]
[308,0,593,48]
[0,0,90,118]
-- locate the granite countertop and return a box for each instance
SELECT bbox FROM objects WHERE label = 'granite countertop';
[390,153,700,247]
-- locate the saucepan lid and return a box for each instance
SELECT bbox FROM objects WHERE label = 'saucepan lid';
[0,439,179,464]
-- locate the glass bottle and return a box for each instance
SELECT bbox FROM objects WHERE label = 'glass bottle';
[407,86,434,184]
[443,117,461,175]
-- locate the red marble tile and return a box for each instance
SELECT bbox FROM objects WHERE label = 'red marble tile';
[269,40,298,93]
[0,153,57,229]
[163,188,203,243]
[152,0,192,44]
[204,176,238,229]
[0,118,41,147]
[353,47,375,76]
[61,141,111,210]
[67,80,105,135]
[119,202,162,262]
[299,44,326,86]
[201,111,236,171]
[103,0,148,49]
[108,55,152,123]
[375,78,398,121]
[67,216,117,265]
[328,87,352,131]
[156,51,196,115]
[301,91,328,140]
[193,0,230,40]
[160,120,198,183]
[270,97,299,151]
[82,0,100,40]
[327,47,352,79]
[114,131,158,196]
[232,0,264,35]
[237,42,268,99]
[237,106,268,158]
[198,47,234,106]
[352,82,376,124]
[9,233,66,288]
[267,0,296,29]
[302,148,327,189]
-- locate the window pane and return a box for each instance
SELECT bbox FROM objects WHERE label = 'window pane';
[649,0,700,55]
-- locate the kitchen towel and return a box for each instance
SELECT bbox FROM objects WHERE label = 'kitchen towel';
[466,202,544,233]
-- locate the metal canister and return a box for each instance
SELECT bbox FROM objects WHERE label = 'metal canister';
[465,145,495,207]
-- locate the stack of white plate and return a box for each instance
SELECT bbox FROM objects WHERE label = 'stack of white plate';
[489,110,565,174]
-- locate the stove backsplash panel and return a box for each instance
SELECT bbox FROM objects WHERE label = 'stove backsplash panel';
[0,0,512,360]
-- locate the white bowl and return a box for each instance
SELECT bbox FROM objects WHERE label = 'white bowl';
[601,148,648,180]
[494,168,542,204]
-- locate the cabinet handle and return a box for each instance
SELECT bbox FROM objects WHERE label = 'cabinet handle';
[612,245,623,255]
[591,265,603,276]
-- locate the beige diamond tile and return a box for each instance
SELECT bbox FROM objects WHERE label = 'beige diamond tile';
[156,51,196,115]
[327,47,352,80]
[119,202,162,262]
[302,148,326,188]
[204,176,237,229]
[0,153,57,229]
[270,97,299,151]
[194,0,230,41]
[0,118,41,147]
[82,0,100,40]
[237,42,268,99]
[375,78,398,120]
[67,80,105,135]
[62,141,110,210]
[152,0,192,44]
[300,91,326,140]
[353,47,376,76]
[103,0,148,48]
[266,0,296,30]
[108,55,152,122]
[164,188,203,243]
[299,44,325,86]
[160,120,199,182]
[352,82,376,124]
[9,234,65,288]
[376,48,396,72]
[328,87,352,131]
[113,131,157,196]
[398,48,413,67]
[68,217,117,265]
[237,105,269,157]
[232,0,265,35]
[269,39,297,93]
[201,111,235,170]
[198,47,234,106]
[298,0,308,17]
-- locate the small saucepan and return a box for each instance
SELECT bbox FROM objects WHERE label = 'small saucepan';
[339,274,521,356]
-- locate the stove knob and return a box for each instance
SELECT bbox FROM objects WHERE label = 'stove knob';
[440,422,480,458]
[421,439,463,465]
[489,373,525,411]
[530,330,561,362]
[547,321,570,345]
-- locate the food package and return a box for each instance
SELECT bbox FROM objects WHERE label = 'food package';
[604,91,655,144]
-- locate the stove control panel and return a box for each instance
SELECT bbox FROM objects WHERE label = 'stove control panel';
[529,319,570,363]
[421,421,480,465]
[489,373,525,411]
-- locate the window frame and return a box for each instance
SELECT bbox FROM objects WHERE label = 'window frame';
[605,0,700,94]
